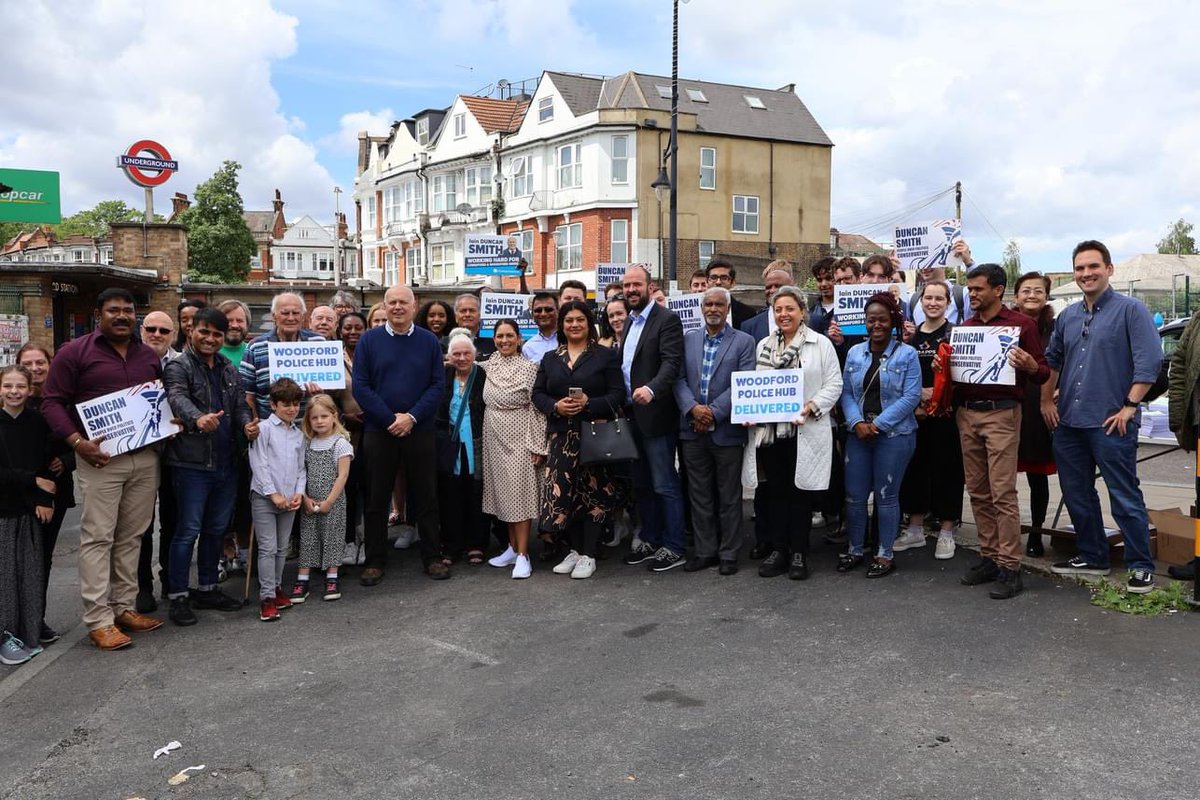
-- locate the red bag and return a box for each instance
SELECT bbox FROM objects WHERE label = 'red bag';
[925,341,954,417]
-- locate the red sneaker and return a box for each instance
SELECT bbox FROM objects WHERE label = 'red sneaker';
[259,598,279,622]
[274,588,293,610]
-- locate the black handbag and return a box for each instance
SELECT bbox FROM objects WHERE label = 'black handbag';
[579,402,639,465]
[437,368,476,473]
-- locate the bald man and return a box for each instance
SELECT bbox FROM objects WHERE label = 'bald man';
[309,305,338,340]
[140,311,178,367]
[739,268,795,343]
[352,285,448,585]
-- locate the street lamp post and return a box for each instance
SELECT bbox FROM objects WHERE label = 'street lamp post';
[1173,272,1186,320]
[333,186,343,288]
[667,0,681,291]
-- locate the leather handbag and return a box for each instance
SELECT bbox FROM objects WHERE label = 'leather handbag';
[579,402,639,465]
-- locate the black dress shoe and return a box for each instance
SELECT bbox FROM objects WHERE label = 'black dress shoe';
[866,558,895,579]
[169,597,198,627]
[749,542,771,560]
[988,568,1024,599]
[718,560,738,576]
[836,553,865,573]
[1025,528,1045,557]
[758,550,787,578]
[787,552,809,581]
[192,588,242,612]
[683,556,720,572]
[1168,560,1196,580]
[961,557,1000,585]
[135,590,158,614]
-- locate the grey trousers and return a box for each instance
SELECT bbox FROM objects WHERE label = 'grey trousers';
[251,492,296,601]
[680,435,745,561]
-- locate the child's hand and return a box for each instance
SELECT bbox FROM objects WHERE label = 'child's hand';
[288,493,303,511]
[270,492,288,510]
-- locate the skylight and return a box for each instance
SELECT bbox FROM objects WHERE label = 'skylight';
[744,95,766,109]
[686,88,708,103]
[656,84,672,99]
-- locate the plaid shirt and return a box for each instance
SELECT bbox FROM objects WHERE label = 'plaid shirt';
[699,326,727,404]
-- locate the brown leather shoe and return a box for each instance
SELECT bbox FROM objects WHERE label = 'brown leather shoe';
[425,561,450,580]
[115,610,164,633]
[360,567,384,587]
[89,625,132,650]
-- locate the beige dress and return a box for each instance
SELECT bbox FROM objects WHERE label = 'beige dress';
[480,353,548,522]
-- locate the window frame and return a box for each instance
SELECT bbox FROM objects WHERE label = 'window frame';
[432,174,457,213]
[538,96,554,123]
[610,219,628,264]
[557,142,582,189]
[416,117,430,144]
[698,241,715,269]
[700,147,716,191]
[555,222,583,272]
[610,135,629,185]
[510,155,533,198]
[732,194,760,234]
[453,113,466,139]
[429,242,454,283]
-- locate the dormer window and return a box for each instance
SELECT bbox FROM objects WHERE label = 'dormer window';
[416,117,429,144]
[538,96,554,122]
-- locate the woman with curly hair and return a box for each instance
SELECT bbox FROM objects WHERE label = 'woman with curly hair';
[837,292,922,578]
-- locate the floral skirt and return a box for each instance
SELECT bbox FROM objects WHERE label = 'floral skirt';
[539,429,629,532]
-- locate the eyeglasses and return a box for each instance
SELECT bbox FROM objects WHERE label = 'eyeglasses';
[143,326,172,335]
[708,273,732,283]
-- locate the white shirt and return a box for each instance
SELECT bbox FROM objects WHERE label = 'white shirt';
[522,331,558,364]
[621,302,655,399]
[385,321,416,337]
[247,414,306,498]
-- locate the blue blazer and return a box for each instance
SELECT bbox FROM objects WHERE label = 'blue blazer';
[673,325,758,446]
[739,309,770,345]
[840,339,921,437]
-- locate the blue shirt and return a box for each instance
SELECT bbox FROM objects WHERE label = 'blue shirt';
[699,326,727,404]
[449,387,475,476]
[1045,287,1161,429]
[622,303,654,400]
[522,331,559,364]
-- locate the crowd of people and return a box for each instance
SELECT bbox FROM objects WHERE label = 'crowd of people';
[0,238,1168,664]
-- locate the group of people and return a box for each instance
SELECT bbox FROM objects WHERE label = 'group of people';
[0,238,1166,665]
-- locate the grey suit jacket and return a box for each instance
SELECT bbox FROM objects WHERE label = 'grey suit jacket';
[673,324,757,446]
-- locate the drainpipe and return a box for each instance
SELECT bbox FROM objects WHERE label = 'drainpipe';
[768,142,776,256]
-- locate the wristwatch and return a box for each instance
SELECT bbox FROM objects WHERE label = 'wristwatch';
[1123,398,1139,409]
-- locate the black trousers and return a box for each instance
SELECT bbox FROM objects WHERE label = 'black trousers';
[138,463,175,592]
[363,429,440,569]
[899,416,964,523]
[760,437,814,555]
[437,457,486,557]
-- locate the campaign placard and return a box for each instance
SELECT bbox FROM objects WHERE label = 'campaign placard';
[596,263,627,293]
[267,341,346,389]
[949,326,1019,386]
[832,283,903,335]
[894,219,963,273]
[76,381,181,456]
[464,234,523,276]
[480,292,537,339]
[730,369,805,424]
[666,292,705,334]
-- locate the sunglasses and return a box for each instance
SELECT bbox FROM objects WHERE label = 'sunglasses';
[143,326,172,335]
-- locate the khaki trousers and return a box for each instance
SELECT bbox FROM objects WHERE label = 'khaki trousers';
[76,448,160,630]
[956,406,1023,571]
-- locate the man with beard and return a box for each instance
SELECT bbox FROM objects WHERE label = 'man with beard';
[620,265,686,572]
[42,289,166,650]
[218,300,252,365]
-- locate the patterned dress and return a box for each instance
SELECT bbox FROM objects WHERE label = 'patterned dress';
[299,435,354,570]
[480,354,547,523]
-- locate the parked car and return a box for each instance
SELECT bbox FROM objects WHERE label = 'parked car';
[1150,317,1189,402]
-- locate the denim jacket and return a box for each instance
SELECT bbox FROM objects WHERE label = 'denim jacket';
[840,339,921,437]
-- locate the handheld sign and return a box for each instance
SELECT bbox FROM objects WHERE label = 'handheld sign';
[666,293,704,334]
[949,326,1019,386]
[464,234,523,276]
[267,341,346,389]
[76,381,181,456]
[480,292,537,339]
[894,219,962,274]
[731,369,805,424]
[596,263,627,293]
[833,283,904,335]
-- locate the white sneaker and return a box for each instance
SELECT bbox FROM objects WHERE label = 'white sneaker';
[511,554,532,579]
[355,544,366,565]
[893,528,927,552]
[811,512,826,528]
[489,546,517,568]
[553,550,581,574]
[341,541,359,566]
[571,555,596,579]
[393,525,419,550]
[934,534,956,560]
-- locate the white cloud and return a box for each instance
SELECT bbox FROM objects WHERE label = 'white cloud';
[319,108,397,157]
[0,0,337,219]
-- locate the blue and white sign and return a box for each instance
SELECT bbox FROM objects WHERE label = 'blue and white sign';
[596,263,627,293]
[949,326,1018,386]
[480,291,537,339]
[76,381,181,456]
[832,283,903,335]
[465,234,523,276]
[267,341,346,389]
[730,369,805,424]
[894,218,962,273]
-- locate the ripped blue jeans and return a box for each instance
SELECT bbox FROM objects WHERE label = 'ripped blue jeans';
[845,432,916,560]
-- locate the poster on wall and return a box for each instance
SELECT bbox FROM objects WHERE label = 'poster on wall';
[0,314,29,367]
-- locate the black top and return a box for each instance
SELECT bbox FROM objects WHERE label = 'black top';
[0,406,56,518]
[909,320,954,387]
[862,350,884,418]
[533,344,626,433]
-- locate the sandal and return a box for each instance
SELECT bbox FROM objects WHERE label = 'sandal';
[466,549,485,565]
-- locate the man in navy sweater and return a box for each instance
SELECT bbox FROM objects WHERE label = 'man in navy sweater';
[352,284,448,585]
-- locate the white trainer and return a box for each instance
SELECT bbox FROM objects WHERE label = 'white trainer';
[553,550,581,574]
[393,525,419,550]
[488,546,518,568]
[893,528,927,552]
[934,534,956,560]
[341,542,358,566]
[512,554,532,579]
[571,555,596,579]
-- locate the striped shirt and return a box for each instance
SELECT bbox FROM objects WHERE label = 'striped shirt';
[699,326,727,404]
[239,329,325,420]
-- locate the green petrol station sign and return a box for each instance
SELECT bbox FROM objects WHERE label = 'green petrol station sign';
[0,168,62,224]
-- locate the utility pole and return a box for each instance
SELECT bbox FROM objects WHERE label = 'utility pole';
[955,181,962,220]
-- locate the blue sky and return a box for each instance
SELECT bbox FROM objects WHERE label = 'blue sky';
[3,0,1198,269]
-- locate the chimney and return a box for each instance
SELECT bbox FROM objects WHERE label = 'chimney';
[830,227,840,250]
[273,189,284,214]
[170,192,191,220]
[336,212,348,240]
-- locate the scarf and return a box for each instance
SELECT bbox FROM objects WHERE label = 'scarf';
[755,325,807,444]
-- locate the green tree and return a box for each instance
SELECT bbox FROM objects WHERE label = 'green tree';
[56,199,145,237]
[1002,238,1022,285]
[0,220,27,248]
[1156,218,1197,255]
[176,160,256,284]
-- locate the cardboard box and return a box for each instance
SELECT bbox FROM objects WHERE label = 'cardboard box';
[1148,508,1199,566]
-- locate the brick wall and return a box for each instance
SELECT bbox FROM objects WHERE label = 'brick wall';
[673,237,827,285]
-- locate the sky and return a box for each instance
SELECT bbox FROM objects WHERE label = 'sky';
[2,0,1197,269]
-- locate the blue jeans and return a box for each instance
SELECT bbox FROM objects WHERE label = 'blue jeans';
[632,426,686,556]
[1052,423,1154,572]
[169,465,238,597]
[845,432,916,560]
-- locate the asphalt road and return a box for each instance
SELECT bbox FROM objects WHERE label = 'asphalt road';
[2,522,1197,800]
